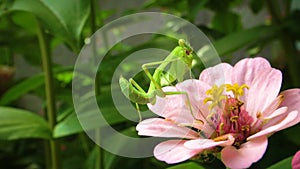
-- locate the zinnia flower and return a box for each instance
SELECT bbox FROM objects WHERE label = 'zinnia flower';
[136,57,300,168]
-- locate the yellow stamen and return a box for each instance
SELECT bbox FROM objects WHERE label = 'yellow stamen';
[204,83,249,110]
[219,122,225,135]
[230,115,239,122]
[241,125,250,131]
[204,84,226,110]
[213,134,232,142]
[226,83,249,98]
[256,112,263,119]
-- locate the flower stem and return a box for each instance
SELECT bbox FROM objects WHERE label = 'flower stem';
[266,0,300,87]
[90,0,104,168]
[36,20,60,169]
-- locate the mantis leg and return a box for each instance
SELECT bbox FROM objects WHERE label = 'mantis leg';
[135,103,142,122]
[129,78,147,122]
[141,58,183,96]
[164,91,197,121]
[129,78,146,93]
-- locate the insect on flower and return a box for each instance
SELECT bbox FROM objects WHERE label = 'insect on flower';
[119,39,197,121]
[136,57,300,168]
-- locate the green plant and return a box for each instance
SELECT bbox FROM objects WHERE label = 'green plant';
[0,0,299,168]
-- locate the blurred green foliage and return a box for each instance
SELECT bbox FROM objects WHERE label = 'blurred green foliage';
[0,0,299,168]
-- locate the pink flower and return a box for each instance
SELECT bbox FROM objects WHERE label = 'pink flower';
[292,151,300,169]
[136,57,300,169]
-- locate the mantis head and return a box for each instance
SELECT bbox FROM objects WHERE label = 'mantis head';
[178,39,194,68]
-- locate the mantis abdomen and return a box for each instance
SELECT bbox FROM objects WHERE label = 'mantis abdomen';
[119,76,156,104]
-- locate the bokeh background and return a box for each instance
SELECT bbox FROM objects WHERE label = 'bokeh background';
[0,0,299,168]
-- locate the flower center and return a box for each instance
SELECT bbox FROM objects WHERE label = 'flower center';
[204,83,253,147]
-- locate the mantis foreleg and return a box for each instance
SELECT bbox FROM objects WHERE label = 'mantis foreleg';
[141,57,187,97]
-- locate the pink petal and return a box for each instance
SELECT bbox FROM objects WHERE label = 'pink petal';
[148,86,194,123]
[175,79,211,120]
[251,107,287,133]
[292,150,300,169]
[184,134,234,149]
[248,110,298,140]
[199,63,233,86]
[262,94,284,117]
[279,89,300,128]
[232,57,271,87]
[245,69,282,117]
[264,106,288,119]
[277,110,299,131]
[148,80,211,124]
[148,86,182,116]
[174,79,219,138]
[154,140,202,164]
[221,136,268,169]
[231,57,281,108]
[136,118,199,139]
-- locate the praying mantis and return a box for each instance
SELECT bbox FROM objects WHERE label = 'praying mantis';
[119,39,197,121]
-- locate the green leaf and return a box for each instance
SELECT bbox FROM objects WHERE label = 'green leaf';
[267,156,292,169]
[212,25,278,56]
[205,0,242,11]
[53,104,154,138]
[103,151,117,169]
[0,66,72,106]
[11,0,90,51]
[211,11,242,34]
[83,127,140,169]
[84,146,99,169]
[187,0,208,21]
[0,0,14,16]
[166,162,205,169]
[54,90,155,138]
[0,74,44,106]
[11,11,38,34]
[53,109,81,138]
[0,107,51,140]
[103,127,139,169]
[250,0,265,14]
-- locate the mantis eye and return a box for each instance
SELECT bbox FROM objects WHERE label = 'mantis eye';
[178,39,186,47]
[185,49,191,55]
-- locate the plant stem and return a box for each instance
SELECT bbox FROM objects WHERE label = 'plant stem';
[44,141,51,169]
[284,0,292,16]
[90,0,101,95]
[79,133,90,156]
[266,0,300,87]
[36,20,60,169]
[90,0,104,168]
[95,130,102,169]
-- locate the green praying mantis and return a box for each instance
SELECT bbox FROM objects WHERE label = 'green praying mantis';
[119,39,197,121]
